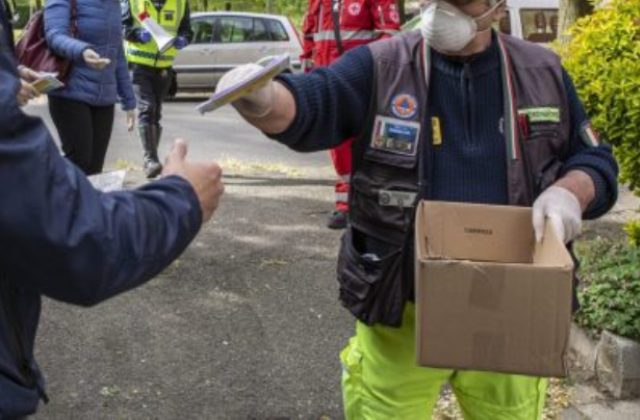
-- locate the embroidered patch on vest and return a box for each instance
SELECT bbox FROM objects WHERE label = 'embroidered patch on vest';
[517,107,561,123]
[379,190,417,208]
[390,94,418,119]
[371,116,420,156]
[580,121,600,147]
[164,10,175,21]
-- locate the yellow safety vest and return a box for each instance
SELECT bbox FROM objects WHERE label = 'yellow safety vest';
[125,0,185,68]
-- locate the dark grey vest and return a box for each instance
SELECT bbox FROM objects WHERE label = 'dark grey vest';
[337,31,571,327]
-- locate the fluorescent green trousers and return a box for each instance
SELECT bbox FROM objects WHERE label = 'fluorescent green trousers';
[340,304,548,419]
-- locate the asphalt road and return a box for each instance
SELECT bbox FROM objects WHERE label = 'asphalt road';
[25,99,351,419]
[25,97,332,172]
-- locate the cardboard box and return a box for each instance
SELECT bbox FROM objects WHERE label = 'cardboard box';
[415,201,574,377]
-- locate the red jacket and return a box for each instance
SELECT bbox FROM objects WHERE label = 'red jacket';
[301,0,400,69]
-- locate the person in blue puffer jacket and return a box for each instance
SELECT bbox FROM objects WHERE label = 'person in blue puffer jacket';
[44,0,136,175]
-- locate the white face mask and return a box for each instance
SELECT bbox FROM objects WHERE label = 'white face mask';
[420,0,504,53]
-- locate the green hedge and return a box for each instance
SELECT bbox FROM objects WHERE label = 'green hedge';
[558,0,640,246]
[575,237,640,341]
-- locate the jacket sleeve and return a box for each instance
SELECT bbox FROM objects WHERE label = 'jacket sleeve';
[44,0,91,62]
[559,68,619,219]
[121,0,139,43]
[0,51,203,307]
[269,45,374,152]
[371,0,401,38]
[116,41,136,111]
[177,1,193,42]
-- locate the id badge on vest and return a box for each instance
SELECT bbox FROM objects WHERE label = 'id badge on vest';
[365,115,421,170]
[370,115,420,157]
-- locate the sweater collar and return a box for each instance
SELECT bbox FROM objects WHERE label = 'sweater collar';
[430,31,500,78]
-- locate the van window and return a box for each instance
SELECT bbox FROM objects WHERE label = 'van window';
[520,9,559,43]
[266,19,289,42]
[218,16,253,43]
[251,18,270,41]
[192,18,215,44]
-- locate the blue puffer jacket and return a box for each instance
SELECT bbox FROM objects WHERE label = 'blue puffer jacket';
[44,0,136,110]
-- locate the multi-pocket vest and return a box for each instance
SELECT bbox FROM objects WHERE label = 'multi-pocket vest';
[337,31,571,327]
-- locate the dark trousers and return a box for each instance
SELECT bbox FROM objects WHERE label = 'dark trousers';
[48,96,115,175]
[131,64,172,127]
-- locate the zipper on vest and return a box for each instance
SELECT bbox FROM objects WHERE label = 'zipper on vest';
[462,62,473,145]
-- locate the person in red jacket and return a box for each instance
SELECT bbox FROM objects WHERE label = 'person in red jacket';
[301,0,400,229]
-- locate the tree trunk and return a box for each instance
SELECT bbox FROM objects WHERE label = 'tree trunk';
[558,0,594,45]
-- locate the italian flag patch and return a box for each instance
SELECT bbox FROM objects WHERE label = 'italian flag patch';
[580,122,600,147]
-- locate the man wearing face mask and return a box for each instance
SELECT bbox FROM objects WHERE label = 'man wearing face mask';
[215,0,618,418]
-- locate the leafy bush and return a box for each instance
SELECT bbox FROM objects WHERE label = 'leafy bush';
[625,220,640,248]
[575,237,640,341]
[558,0,640,194]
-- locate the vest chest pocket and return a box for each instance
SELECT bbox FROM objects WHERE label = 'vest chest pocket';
[351,172,417,236]
[364,116,420,170]
[522,122,568,197]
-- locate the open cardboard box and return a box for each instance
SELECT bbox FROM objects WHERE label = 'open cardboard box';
[415,201,574,377]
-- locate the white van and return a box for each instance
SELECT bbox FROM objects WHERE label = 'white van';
[499,0,560,43]
[402,0,560,44]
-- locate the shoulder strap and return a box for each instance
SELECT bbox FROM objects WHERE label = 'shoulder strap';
[331,0,344,55]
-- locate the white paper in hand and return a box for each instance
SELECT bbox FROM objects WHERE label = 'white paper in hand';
[196,55,290,115]
[88,170,127,192]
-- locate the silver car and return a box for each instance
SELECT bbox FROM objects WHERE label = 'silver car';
[172,11,303,92]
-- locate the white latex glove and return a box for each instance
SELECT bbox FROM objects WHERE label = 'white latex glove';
[216,64,274,118]
[532,186,582,244]
[126,110,135,132]
[83,49,111,70]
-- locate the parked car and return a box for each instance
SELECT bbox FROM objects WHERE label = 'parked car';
[172,11,303,92]
[402,0,560,45]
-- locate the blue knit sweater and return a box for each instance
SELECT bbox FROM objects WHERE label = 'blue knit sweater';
[273,36,618,218]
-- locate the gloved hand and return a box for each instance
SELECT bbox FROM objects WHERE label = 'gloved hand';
[215,64,274,118]
[136,28,152,44]
[532,185,582,244]
[174,36,188,50]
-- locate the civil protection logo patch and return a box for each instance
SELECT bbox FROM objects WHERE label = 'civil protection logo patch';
[390,94,418,119]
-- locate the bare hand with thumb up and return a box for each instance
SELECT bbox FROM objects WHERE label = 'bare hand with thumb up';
[162,139,224,223]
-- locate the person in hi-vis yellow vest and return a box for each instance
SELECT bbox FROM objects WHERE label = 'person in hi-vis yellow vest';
[122,0,192,178]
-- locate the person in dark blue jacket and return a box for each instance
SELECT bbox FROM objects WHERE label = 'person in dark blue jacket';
[1,5,224,418]
[44,0,137,175]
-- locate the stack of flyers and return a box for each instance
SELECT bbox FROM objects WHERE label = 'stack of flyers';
[88,170,127,192]
[31,73,64,94]
[196,55,290,115]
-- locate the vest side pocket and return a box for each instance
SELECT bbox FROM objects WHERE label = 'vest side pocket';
[337,226,405,327]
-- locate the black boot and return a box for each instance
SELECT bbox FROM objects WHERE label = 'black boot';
[327,210,348,230]
[139,125,162,179]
